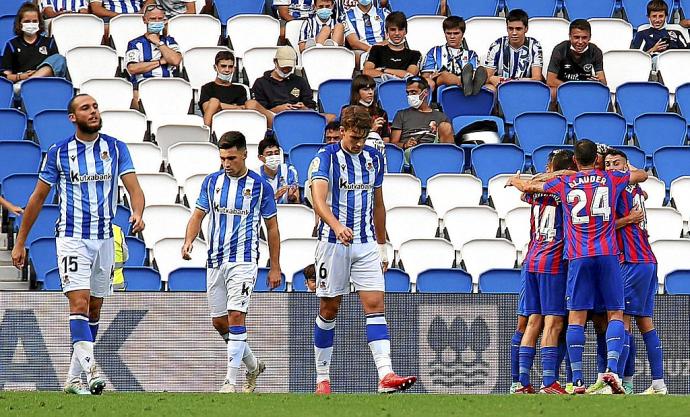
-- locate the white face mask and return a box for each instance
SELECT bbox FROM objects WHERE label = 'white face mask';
[359,98,373,107]
[264,155,282,170]
[388,36,406,47]
[407,93,423,109]
[22,22,39,35]
[570,44,589,54]
[217,71,233,82]
[276,66,294,79]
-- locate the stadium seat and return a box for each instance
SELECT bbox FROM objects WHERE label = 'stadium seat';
[65,46,118,89]
[573,112,627,146]
[318,79,352,115]
[80,79,134,112]
[288,143,323,188]
[1,174,55,218]
[635,113,687,164]
[382,174,422,209]
[603,50,653,93]
[639,176,667,209]
[588,19,634,54]
[99,110,147,143]
[141,205,191,248]
[0,15,16,54]
[43,268,61,291]
[527,18,570,78]
[291,269,310,292]
[50,14,104,54]
[622,0,673,28]
[215,0,265,22]
[20,77,74,120]
[462,238,517,284]
[122,267,162,291]
[497,81,550,128]
[108,14,146,60]
[0,77,14,109]
[452,115,505,142]
[138,78,194,122]
[154,125,211,160]
[0,141,41,183]
[487,173,532,219]
[671,176,690,228]
[446,0,499,19]
[646,207,683,242]
[124,237,147,267]
[385,144,404,173]
[0,109,27,142]
[656,50,690,95]
[655,147,690,190]
[22,205,59,246]
[33,110,73,153]
[226,15,280,59]
[443,206,500,253]
[504,206,531,250]
[113,204,132,235]
[651,239,690,291]
[281,238,317,285]
[378,79,408,120]
[275,204,315,240]
[557,81,611,126]
[417,268,473,293]
[127,142,163,174]
[563,0,616,20]
[675,83,690,129]
[212,110,268,145]
[183,46,233,92]
[168,267,206,291]
[471,144,525,188]
[440,87,495,120]
[387,206,439,250]
[664,270,690,295]
[153,237,206,282]
[531,145,570,174]
[183,173,207,208]
[388,0,440,16]
[504,0,558,16]
[383,269,411,293]
[406,16,446,59]
[29,237,57,283]
[426,174,483,218]
[167,15,222,54]
[253,268,286,292]
[273,111,327,154]
[514,112,567,159]
[283,20,303,57]
[137,173,179,206]
[409,144,464,188]
[242,46,279,87]
[398,238,455,285]
[478,268,521,293]
[168,142,218,186]
[616,82,669,128]
[302,47,355,92]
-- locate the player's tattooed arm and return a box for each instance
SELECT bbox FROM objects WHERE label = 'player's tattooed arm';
[627,162,649,185]
[615,206,644,230]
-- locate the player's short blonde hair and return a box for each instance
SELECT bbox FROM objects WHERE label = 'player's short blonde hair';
[340,105,372,138]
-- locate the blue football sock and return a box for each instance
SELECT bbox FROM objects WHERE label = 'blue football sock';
[565,350,573,384]
[643,329,664,380]
[566,325,585,384]
[625,334,636,378]
[518,346,536,387]
[606,319,625,373]
[555,342,567,382]
[617,331,631,379]
[511,331,523,383]
[541,346,559,387]
[596,333,607,374]
[69,314,92,344]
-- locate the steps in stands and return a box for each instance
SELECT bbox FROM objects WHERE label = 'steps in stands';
[0,232,29,290]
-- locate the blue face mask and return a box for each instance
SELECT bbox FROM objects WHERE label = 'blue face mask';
[358,0,372,6]
[316,7,332,20]
[147,21,165,34]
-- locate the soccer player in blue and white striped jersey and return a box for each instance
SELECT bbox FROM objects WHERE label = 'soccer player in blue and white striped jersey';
[309,105,416,394]
[40,0,88,18]
[12,94,146,395]
[182,131,281,393]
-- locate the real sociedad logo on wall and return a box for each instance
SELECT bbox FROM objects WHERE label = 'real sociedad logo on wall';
[418,305,498,394]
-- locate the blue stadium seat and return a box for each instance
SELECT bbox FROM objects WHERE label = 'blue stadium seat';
[0,77,13,109]
[452,115,506,141]
[673,82,690,132]
[563,0,616,19]
[43,268,62,291]
[34,110,74,153]
[20,77,74,120]
[654,146,690,189]
[1,173,55,218]
[254,267,287,292]
[0,16,15,57]
[0,0,25,15]
[378,79,407,119]
[504,0,558,16]
[215,0,266,23]
[168,267,206,291]
[611,145,646,170]
[124,237,147,266]
[0,109,27,141]
[573,112,627,146]
[409,144,464,187]
[478,268,521,293]
[513,112,567,159]
[471,144,525,187]
[664,269,690,295]
[557,81,611,126]
[439,86,495,120]
[385,268,410,292]
[634,113,687,166]
[292,270,310,292]
[123,267,162,291]
[113,205,132,235]
[497,80,550,131]
[385,143,404,173]
[531,145,571,173]
[417,268,473,293]
[289,143,324,188]
[388,0,440,16]
[29,237,57,284]
[623,0,673,27]
[616,82,669,130]
[0,141,42,183]
[318,79,352,115]
[446,0,499,18]
[273,111,327,154]
[22,204,59,246]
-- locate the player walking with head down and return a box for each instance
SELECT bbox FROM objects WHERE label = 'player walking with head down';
[309,105,416,394]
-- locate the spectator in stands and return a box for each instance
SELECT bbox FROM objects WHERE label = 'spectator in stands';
[298,0,345,52]
[335,0,387,23]
[343,0,390,67]
[363,11,421,82]
[199,51,247,127]
[40,0,89,18]
[258,135,300,204]
[483,9,543,92]
[275,0,314,22]
[347,74,390,142]
[391,76,453,153]
[89,0,143,21]
[143,0,195,18]
[0,196,23,216]
[422,16,486,96]
[324,120,342,143]
[1,3,67,85]
[632,0,688,55]
[303,264,317,292]
[547,19,606,102]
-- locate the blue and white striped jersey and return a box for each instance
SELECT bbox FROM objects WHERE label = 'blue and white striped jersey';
[125,35,180,85]
[309,143,384,244]
[196,170,277,267]
[40,0,88,12]
[89,0,142,14]
[422,44,479,75]
[484,36,543,79]
[260,163,299,205]
[39,134,135,240]
[274,0,313,19]
[343,5,389,46]
[299,15,337,43]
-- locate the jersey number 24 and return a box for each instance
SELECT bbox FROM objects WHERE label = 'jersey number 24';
[567,188,611,225]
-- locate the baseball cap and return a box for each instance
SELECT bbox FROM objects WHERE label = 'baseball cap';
[275,46,297,67]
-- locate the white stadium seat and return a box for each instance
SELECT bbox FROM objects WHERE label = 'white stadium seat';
[243,47,279,87]
[100,110,147,143]
[527,18,570,78]
[281,238,317,285]
[66,46,118,89]
[51,14,104,53]
[427,174,483,218]
[386,206,439,250]
[127,142,163,174]
[671,176,690,233]
[651,239,690,291]
[461,238,517,284]
[167,14,222,53]
[640,176,667,209]
[603,50,652,93]
[212,110,268,145]
[284,19,304,63]
[226,15,280,59]
[153,237,207,282]
[81,78,134,112]
[657,50,690,94]
[588,18,634,54]
[301,47,355,91]
[150,115,205,136]
[182,173,207,208]
[382,174,422,209]
[488,174,532,220]
[504,206,531,251]
[138,78,194,121]
[246,144,262,172]
[406,16,446,60]
[108,14,146,59]
[464,17,506,64]
[645,207,683,242]
[142,204,191,248]
[183,46,233,91]
[154,125,211,160]
[275,204,316,240]
[398,238,455,286]
[443,206,500,253]
[137,173,179,206]
[168,142,219,186]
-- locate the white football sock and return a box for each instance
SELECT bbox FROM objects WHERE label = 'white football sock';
[652,379,666,390]
[226,330,247,384]
[73,341,95,376]
[67,351,82,380]
[368,339,393,380]
[242,343,258,372]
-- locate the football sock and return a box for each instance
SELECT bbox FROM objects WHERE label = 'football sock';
[566,325,585,384]
[221,332,230,343]
[541,346,558,387]
[70,314,95,375]
[642,329,664,382]
[314,315,335,383]
[226,326,247,385]
[624,334,636,379]
[617,331,631,379]
[511,331,523,383]
[518,346,536,387]
[67,352,82,380]
[606,319,625,373]
[555,342,567,382]
[242,342,258,373]
[366,314,392,380]
[564,350,573,384]
[596,333,607,374]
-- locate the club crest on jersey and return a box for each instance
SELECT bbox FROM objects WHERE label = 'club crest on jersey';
[100,151,110,161]
[367,162,374,171]
[243,188,252,198]
[290,88,300,98]
[39,46,48,55]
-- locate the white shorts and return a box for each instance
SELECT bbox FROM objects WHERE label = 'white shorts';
[314,241,384,298]
[56,237,114,298]
[207,262,258,317]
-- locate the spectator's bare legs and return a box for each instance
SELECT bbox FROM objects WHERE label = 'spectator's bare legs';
[31,65,55,78]
[435,72,461,88]
[245,99,276,127]
[331,23,345,46]
[131,90,140,110]
[438,122,454,143]
[549,86,558,111]
[202,97,222,127]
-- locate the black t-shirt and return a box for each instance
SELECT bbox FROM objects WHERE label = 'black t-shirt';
[367,45,421,71]
[0,35,59,74]
[198,81,248,112]
[251,71,316,110]
[547,40,604,82]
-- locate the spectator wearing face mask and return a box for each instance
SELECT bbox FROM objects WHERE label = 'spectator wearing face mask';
[347,74,390,142]
[363,11,421,83]
[258,135,300,204]
[199,51,248,127]
[298,0,345,52]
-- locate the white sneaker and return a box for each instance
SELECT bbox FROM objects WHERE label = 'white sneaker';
[243,359,266,393]
[64,377,91,395]
[219,380,236,393]
[640,384,668,395]
[85,365,106,395]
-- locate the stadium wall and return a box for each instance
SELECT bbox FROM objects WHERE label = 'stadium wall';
[0,293,689,394]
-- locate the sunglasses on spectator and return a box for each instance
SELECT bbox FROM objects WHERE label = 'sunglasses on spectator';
[145,4,165,12]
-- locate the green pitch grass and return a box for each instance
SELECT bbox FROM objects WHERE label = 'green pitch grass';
[1,392,689,417]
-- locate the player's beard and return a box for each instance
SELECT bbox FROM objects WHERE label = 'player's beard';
[77,118,103,134]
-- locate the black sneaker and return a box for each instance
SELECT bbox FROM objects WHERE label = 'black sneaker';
[461,63,474,96]
[472,66,488,96]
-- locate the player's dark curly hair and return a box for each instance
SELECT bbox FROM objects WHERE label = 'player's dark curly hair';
[551,150,576,171]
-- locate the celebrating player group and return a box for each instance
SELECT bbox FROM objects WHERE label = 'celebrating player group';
[506,141,667,395]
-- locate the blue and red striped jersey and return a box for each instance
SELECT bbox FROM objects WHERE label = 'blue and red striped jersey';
[544,169,630,260]
[615,185,657,264]
[523,192,567,274]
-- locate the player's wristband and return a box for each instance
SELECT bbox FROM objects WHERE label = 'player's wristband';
[378,243,388,264]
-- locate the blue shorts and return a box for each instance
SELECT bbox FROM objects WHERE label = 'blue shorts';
[622,262,658,317]
[567,255,624,311]
[521,270,567,316]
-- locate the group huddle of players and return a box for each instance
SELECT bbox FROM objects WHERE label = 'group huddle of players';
[505,140,667,395]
